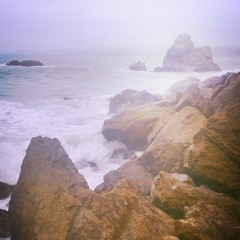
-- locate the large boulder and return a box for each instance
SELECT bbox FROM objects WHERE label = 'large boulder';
[152,172,240,240]
[103,102,174,150]
[163,77,200,105]
[6,60,44,67]
[129,61,147,71]
[209,72,240,114]
[154,34,221,72]
[67,179,176,240]
[95,161,154,196]
[139,106,206,175]
[9,136,92,240]
[184,103,240,199]
[109,89,160,114]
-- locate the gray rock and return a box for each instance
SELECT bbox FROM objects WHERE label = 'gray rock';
[129,61,147,71]
[154,34,221,72]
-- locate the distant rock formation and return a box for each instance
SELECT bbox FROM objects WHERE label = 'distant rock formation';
[129,61,147,71]
[154,34,221,72]
[109,89,160,114]
[6,60,44,67]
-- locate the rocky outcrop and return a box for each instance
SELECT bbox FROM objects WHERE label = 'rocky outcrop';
[109,89,160,114]
[139,106,206,175]
[95,161,154,196]
[9,136,92,240]
[0,209,11,238]
[6,60,44,67]
[0,182,14,199]
[184,104,240,198]
[67,179,175,240]
[154,34,221,72]
[129,61,147,71]
[152,172,240,240]
[163,77,200,105]
[103,102,174,150]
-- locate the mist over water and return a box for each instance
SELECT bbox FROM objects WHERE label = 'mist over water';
[0,53,239,191]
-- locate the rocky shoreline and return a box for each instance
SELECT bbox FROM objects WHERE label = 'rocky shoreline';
[1,72,240,239]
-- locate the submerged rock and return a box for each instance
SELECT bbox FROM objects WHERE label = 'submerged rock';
[109,89,160,114]
[9,136,91,240]
[154,34,221,72]
[129,61,147,71]
[6,60,44,67]
[110,148,137,160]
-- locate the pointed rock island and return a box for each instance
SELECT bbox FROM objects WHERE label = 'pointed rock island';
[154,34,221,72]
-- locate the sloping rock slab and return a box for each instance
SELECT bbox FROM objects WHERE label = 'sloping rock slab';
[67,179,175,240]
[9,136,91,240]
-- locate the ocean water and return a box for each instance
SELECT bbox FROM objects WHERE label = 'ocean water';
[0,53,239,198]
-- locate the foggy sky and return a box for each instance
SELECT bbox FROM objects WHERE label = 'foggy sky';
[1,0,240,53]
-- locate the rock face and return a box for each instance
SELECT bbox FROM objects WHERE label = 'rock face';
[103,102,173,150]
[0,209,11,238]
[139,106,206,175]
[154,34,221,72]
[152,172,240,240]
[0,182,14,199]
[129,61,147,71]
[9,136,91,240]
[95,161,154,196]
[109,89,160,114]
[67,179,175,240]
[6,60,44,67]
[184,104,240,198]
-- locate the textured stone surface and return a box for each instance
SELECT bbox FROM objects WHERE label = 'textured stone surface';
[0,209,11,238]
[109,89,159,114]
[154,34,221,72]
[103,102,170,150]
[139,106,206,175]
[67,179,175,240]
[9,136,92,240]
[95,161,154,196]
[184,103,240,198]
[152,172,240,240]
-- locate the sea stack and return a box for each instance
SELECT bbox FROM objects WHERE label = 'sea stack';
[154,34,221,72]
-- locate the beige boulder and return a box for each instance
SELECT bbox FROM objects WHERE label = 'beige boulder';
[139,106,206,175]
[9,136,92,240]
[184,103,240,198]
[210,72,240,114]
[152,172,240,240]
[109,89,160,114]
[67,179,175,240]
[102,103,175,150]
[95,161,154,196]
